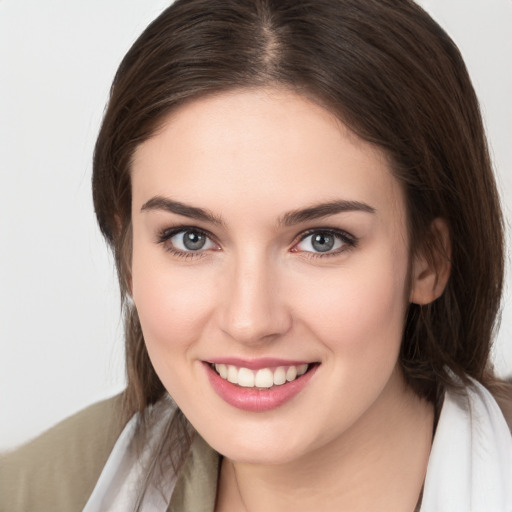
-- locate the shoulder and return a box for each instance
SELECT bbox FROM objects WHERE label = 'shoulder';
[0,394,126,512]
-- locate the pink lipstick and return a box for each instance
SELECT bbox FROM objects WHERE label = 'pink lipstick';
[203,360,318,412]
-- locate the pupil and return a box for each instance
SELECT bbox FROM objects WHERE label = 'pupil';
[183,231,206,250]
[312,233,334,252]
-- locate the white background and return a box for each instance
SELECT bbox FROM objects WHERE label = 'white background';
[1,0,511,451]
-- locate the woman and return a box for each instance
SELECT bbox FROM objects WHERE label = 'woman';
[2,0,511,510]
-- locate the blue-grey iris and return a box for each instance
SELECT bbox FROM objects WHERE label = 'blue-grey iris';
[183,231,206,250]
[312,233,335,252]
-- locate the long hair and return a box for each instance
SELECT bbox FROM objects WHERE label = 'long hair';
[92,0,505,472]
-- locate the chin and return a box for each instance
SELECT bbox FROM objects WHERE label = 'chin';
[197,421,314,466]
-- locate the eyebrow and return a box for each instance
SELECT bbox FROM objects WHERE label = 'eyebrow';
[141,196,224,226]
[278,200,376,226]
[140,196,375,226]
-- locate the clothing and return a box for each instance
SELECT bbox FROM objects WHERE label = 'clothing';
[0,395,125,512]
[2,381,511,512]
[81,397,219,512]
[0,396,218,512]
[420,378,512,511]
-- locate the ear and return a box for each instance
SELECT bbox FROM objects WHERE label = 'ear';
[409,218,451,305]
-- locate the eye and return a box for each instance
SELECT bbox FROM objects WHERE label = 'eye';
[158,227,219,256]
[292,229,355,255]
[171,230,215,251]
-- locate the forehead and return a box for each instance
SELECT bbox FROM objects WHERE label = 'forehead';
[131,87,405,226]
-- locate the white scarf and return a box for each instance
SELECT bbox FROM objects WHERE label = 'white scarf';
[83,380,512,512]
[83,398,178,512]
[420,378,512,511]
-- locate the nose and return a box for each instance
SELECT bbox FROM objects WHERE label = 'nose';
[218,253,292,345]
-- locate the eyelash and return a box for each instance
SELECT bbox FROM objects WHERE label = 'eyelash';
[156,226,358,260]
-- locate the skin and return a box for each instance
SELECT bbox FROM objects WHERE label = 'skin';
[130,88,443,511]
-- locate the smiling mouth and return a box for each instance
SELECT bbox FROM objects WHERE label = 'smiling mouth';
[208,362,316,389]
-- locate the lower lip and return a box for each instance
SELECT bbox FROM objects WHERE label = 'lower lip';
[204,362,318,412]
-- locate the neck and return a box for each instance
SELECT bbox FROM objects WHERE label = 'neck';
[215,371,434,512]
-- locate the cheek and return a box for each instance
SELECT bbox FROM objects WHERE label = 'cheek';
[131,245,215,356]
[294,250,409,358]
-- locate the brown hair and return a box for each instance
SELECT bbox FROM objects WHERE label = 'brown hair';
[92,0,505,461]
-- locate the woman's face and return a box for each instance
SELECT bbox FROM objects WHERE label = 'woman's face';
[131,88,415,464]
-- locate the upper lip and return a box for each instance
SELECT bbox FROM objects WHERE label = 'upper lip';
[204,357,314,370]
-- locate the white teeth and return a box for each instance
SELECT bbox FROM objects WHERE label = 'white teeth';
[213,363,311,388]
[286,366,297,382]
[215,363,228,379]
[238,367,255,387]
[273,367,286,385]
[255,368,274,388]
[227,365,238,384]
[297,364,308,376]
